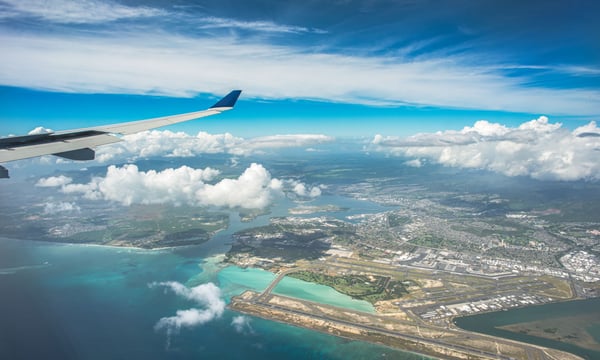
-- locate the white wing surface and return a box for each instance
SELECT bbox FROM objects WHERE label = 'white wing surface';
[0,90,242,178]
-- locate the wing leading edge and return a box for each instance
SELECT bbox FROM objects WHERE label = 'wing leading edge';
[0,90,242,178]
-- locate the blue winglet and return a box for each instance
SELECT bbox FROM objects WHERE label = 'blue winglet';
[210,90,242,109]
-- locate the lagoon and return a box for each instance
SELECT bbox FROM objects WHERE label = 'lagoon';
[273,276,375,313]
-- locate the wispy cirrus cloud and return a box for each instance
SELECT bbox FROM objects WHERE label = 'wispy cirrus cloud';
[0,0,324,34]
[0,0,164,24]
[371,117,600,181]
[198,16,326,34]
[0,30,598,116]
[494,64,600,77]
[0,0,597,118]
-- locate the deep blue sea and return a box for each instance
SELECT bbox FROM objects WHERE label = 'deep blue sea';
[0,195,426,360]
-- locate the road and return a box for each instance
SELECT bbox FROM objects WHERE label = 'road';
[257,267,305,302]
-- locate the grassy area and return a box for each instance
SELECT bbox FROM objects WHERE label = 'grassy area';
[536,275,573,299]
[387,213,411,228]
[66,230,107,243]
[288,271,409,304]
[408,234,451,249]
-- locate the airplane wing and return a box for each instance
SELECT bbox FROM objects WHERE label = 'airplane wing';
[0,90,242,178]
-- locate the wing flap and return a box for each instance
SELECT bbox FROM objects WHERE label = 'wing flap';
[0,133,54,147]
[0,134,121,162]
[54,148,96,161]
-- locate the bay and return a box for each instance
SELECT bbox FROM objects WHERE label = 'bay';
[454,297,600,360]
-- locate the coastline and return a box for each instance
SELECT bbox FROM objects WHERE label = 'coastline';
[222,259,588,360]
[230,295,439,360]
[1,236,594,359]
[0,235,183,252]
[453,297,600,359]
[229,290,583,360]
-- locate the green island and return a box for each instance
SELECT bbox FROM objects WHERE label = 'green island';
[498,314,600,352]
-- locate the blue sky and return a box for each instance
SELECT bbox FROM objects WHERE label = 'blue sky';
[0,0,599,137]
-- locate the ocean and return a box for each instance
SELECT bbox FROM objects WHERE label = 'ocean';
[0,236,426,360]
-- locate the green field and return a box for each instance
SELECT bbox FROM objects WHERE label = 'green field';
[288,271,409,304]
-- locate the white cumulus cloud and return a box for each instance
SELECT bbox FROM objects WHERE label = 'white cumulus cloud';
[28,126,53,135]
[150,281,225,334]
[240,134,334,154]
[371,117,600,181]
[289,181,322,198]
[404,159,422,168]
[96,131,242,162]
[43,201,80,214]
[36,175,72,187]
[231,315,253,334]
[42,163,320,208]
[96,131,334,162]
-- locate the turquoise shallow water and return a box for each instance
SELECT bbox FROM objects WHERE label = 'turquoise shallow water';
[218,266,375,313]
[274,276,375,313]
[218,265,276,298]
[0,237,424,360]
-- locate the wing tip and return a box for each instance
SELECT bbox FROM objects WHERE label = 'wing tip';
[210,90,242,109]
